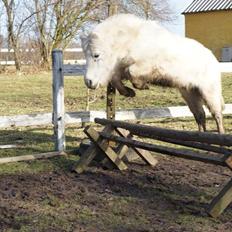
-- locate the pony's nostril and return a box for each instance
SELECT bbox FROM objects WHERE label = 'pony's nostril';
[86,79,92,87]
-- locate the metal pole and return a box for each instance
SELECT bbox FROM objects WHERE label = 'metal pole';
[52,49,65,151]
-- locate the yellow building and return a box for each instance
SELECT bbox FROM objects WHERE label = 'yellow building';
[183,0,232,61]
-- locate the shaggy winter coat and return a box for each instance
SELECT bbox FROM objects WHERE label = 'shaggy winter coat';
[81,14,224,133]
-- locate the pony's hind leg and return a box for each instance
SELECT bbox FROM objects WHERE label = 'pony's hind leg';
[214,112,224,134]
[180,88,206,132]
[202,91,225,134]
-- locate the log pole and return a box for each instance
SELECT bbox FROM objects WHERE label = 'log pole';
[95,118,232,147]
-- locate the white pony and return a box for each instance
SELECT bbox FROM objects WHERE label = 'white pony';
[81,14,224,133]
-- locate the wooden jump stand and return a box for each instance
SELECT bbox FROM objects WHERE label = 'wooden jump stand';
[75,118,232,218]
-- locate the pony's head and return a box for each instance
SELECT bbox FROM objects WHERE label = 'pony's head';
[81,32,117,89]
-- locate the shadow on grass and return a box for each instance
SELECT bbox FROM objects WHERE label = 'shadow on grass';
[0,126,84,151]
[0,126,86,173]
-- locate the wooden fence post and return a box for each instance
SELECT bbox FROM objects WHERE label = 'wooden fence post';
[106,1,118,120]
[52,49,65,151]
[107,84,116,120]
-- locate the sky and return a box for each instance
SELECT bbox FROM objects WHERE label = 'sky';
[164,0,193,36]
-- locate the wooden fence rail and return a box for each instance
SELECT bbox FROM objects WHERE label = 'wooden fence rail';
[1,104,232,129]
[95,118,232,146]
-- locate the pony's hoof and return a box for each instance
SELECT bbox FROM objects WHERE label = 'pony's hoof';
[125,87,136,97]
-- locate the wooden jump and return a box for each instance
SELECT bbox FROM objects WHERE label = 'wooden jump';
[75,118,232,218]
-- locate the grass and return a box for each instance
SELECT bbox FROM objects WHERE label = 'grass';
[1,72,232,116]
[0,72,231,116]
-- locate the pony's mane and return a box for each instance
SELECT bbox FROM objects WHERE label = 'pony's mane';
[92,14,166,41]
[93,14,144,37]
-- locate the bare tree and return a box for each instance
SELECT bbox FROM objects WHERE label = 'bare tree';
[0,34,3,72]
[32,0,51,69]
[122,0,174,21]
[2,0,20,70]
[29,0,104,69]
[0,35,3,47]
[1,0,39,71]
[0,3,4,47]
[89,0,174,22]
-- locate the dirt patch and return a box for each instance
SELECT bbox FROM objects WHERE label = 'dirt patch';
[0,155,232,232]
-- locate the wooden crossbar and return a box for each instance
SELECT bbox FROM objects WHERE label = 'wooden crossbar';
[114,128,158,166]
[0,151,66,164]
[95,118,232,146]
[99,132,226,166]
[146,136,232,156]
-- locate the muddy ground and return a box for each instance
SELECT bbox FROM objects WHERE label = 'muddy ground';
[0,154,232,232]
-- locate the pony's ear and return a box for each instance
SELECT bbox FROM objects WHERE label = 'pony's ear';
[80,33,89,51]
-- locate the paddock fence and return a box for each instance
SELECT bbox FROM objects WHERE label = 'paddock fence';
[1,49,232,152]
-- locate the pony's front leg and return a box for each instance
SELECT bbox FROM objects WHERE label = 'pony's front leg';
[111,77,136,97]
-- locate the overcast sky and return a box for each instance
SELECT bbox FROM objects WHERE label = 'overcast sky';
[164,0,193,36]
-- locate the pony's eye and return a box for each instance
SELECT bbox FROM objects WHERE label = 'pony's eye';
[93,54,100,59]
